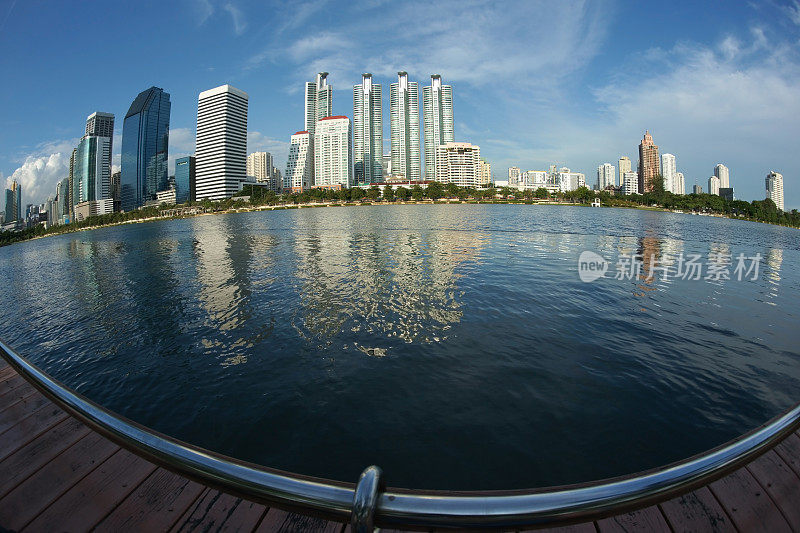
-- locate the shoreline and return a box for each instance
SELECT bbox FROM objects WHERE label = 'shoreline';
[4,199,797,248]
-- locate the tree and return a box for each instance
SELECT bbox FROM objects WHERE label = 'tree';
[383,185,395,202]
[411,185,424,201]
[395,187,410,201]
[534,187,549,199]
[445,182,460,197]
[367,185,381,200]
[425,181,445,200]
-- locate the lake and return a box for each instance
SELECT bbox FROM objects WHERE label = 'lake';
[1,204,798,490]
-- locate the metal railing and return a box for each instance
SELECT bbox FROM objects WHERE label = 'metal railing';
[2,338,799,531]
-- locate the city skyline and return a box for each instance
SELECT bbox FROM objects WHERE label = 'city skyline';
[1,1,798,209]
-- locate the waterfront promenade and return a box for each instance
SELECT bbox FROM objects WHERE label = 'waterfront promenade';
[1,355,800,531]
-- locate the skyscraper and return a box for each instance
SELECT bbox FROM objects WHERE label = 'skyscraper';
[195,84,248,200]
[693,184,703,195]
[74,135,112,205]
[708,176,720,195]
[314,116,352,187]
[353,73,383,185]
[638,131,660,193]
[661,153,676,193]
[766,171,784,211]
[247,152,273,182]
[434,142,480,187]
[4,180,21,223]
[597,163,616,189]
[285,131,313,191]
[618,156,631,187]
[623,171,639,195]
[68,148,76,220]
[175,156,196,204]
[674,172,685,195]
[389,71,421,181]
[422,74,454,180]
[305,72,332,136]
[714,164,730,189]
[121,87,171,211]
[85,112,115,154]
[479,159,492,186]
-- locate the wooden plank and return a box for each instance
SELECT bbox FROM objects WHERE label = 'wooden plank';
[0,365,15,380]
[256,507,343,533]
[0,388,48,433]
[0,416,90,499]
[94,468,206,532]
[0,373,29,398]
[596,506,670,532]
[0,379,36,405]
[0,400,64,461]
[24,448,158,531]
[171,489,268,532]
[746,450,800,529]
[0,431,119,530]
[520,523,597,533]
[708,467,792,532]
[659,486,734,532]
[774,432,800,479]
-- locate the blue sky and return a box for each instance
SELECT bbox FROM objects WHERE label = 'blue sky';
[1,0,799,209]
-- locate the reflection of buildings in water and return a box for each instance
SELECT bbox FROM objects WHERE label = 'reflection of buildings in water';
[637,235,661,288]
[766,248,783,300]
[292,226,485,349]
[192,216,272,366]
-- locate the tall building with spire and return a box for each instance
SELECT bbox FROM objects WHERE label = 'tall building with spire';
[353,73,383,184]
[638,131,660,193]
[389,71,421,181]
[305,72,332,136]
[422,74,454,180]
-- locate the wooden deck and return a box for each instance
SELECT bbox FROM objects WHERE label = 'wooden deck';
[1,357,799,532]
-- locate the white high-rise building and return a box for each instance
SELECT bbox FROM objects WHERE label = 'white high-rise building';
[353,73,383,184]
[597,163,616,189]
[661,153,676,193]
[479,159,492,186]
[674,172,685,195]
[714,164,730,189]
[434,142,480,187]
[557,168,586,192]
[314,116,352,187]
[247,152,273,182]
[285,131,313,191]
[195,85,248,200]
[389,71,421,181]
[422,74,454,180]
[623,171,639,195]
[508,167,522,184]
[305,72,332,136]
[708,176,720,195]
[766,171,784,211]
[618,156,632,187]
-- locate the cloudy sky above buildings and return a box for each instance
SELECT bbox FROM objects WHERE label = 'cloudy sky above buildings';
[0,0,799,208]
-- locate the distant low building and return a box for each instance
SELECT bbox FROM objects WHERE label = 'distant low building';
[693,184,703,195]
[719,187,734,202]
[74,199,114,221]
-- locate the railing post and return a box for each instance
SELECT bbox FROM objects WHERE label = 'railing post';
[351,465,383,532]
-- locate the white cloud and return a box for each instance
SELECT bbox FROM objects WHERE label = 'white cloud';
[168,127,196,175]
[193,0,213,25]
[248,132,290,171]
[5,153,69,207]
[223,3,246,35]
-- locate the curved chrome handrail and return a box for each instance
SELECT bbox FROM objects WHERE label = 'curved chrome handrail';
[2,338,799,530]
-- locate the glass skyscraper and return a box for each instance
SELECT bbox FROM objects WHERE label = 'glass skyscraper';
[121,87,171,211]
[174,156,196,204]
[353,73,383,184]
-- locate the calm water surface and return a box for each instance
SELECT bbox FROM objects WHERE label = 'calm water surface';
[1,204,798,489]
